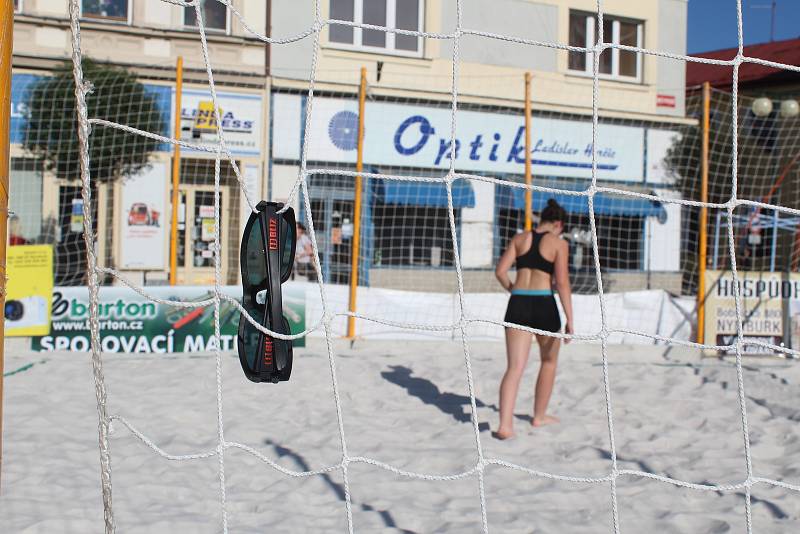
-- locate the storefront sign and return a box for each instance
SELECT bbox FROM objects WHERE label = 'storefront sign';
[11,73,38,144]
[703,270,789,354]
[120,162,168,269]
[5,245,54,337]
[273,94,646,182]
[175,89,263,157]
[32,285,306,353]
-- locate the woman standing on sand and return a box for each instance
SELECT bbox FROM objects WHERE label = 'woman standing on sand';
[493,199,574,439]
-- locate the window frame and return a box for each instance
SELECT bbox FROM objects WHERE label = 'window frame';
[183,0,233,35]
[80,0,132,25]
[328,0,425,58]
[568,11,643,83]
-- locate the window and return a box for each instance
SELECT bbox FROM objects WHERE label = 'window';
[184,0,229,33]
[329,0,424,56]
[81,0,129,22]
[14,0,21,13]
[373,205,457,267]
[9,158,44,245]
[568,11,642,81]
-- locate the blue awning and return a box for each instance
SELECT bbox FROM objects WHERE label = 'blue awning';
[376,179,476,208]
[510,187,666,219]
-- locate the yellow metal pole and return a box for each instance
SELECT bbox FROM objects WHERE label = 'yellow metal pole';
[347,67,367,339]
[169,56,183,285]
[0,0,14,481]
[697,82,711,344]
[524,72,533,231]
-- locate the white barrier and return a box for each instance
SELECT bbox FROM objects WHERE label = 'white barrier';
[301,282,695,344]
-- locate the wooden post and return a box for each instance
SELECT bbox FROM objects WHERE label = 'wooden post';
[524,72,533,231]
[0,0,14,482]
[169,56,183,285]
[347,67,367,339]
[697,82,711,344]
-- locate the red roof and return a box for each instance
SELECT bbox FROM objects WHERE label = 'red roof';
[686,37,800,88]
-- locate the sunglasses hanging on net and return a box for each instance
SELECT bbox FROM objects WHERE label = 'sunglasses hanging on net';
[237,201,296,383]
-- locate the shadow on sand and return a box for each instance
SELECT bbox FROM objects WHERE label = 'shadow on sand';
[381,365,535,431]
[265,438,418,533]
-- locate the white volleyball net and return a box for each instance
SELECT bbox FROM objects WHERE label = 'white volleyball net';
[33,0,800,532]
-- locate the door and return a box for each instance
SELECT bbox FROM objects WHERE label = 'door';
[309,196,355,284]
[176,185,229,285]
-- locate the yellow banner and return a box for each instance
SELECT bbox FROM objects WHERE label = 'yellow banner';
[5,245,54,336]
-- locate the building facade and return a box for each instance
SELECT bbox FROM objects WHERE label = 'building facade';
[11,0,268,286]
[269,0,691,293]
[9,1,691,293]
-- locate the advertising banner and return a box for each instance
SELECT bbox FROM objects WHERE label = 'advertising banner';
[32,285,306,353]
[272,93,645,182]
[703,270,789,354]
[5,245,54,336]
[120,162,168,269]
[786,273,800,351]
[176,88,263,157]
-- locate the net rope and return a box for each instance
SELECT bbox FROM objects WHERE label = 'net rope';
[63,0,800,532]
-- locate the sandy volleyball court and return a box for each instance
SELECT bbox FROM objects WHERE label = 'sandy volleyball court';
[2,337,799,533]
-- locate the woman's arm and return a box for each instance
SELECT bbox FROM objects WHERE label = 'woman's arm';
[495,237,517,292]
[553,239,574,342]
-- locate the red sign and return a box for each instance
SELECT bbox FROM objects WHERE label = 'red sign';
[657,94,676,108]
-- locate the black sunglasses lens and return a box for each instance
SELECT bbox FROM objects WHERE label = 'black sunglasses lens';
[276,315,293,371]
[244,215,267,288]
[239,301,263,375]
[280,217,294,282]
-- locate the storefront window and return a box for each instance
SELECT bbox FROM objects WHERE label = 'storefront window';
[9,158,44,245]
[373,205,456,267]
[184,0,229,32]
[81,0,129,22]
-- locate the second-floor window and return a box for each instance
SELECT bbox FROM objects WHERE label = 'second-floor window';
[329,0,423,56]
[82,0,129,23]
[184,0,229,33]
[568,11,642,81]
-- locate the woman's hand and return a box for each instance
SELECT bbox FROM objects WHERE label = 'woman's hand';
[564,321,574,344]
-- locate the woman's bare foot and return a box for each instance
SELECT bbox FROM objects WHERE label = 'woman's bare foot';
[492,428,515,440]
[531,415,559,427]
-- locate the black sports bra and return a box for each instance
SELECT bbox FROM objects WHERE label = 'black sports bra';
[516,231,555,274]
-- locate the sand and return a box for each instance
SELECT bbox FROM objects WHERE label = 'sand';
[2,336,799,533]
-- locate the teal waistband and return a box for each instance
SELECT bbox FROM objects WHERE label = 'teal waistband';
[511,289,553,296]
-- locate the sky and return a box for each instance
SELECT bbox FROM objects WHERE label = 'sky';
[688,0,800,54]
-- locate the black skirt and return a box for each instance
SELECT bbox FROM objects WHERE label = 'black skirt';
[503,294,562,333]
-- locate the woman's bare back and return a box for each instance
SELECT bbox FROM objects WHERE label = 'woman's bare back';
[512,231,560,291]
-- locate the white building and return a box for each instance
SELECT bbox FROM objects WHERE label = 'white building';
[10,1,690,293]
[11,0,268,286]
[269,0,690,293]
